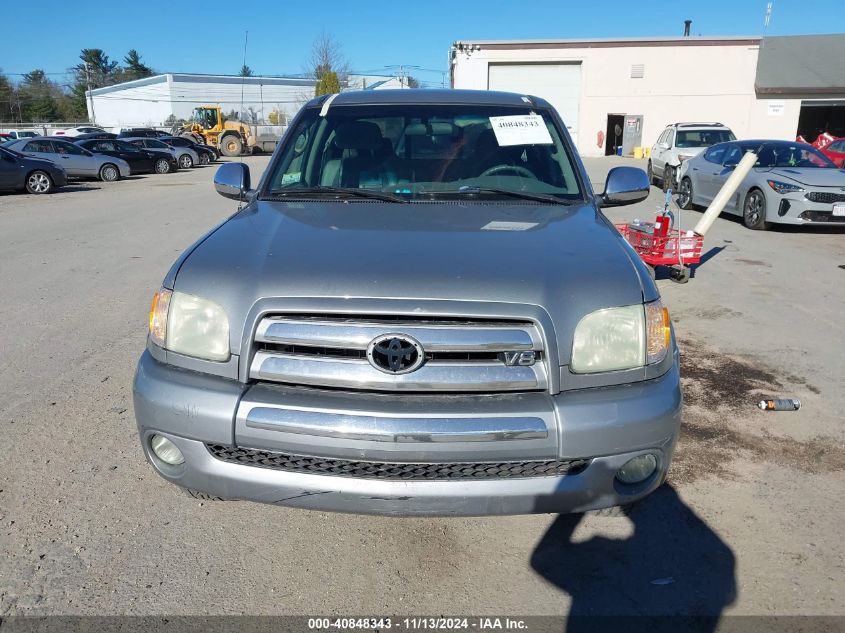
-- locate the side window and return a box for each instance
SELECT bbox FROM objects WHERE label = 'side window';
[94,141,115,151]
[703,145,727,164]
[656,130,667,145]
[59,142,86,155]
[666,129,675,148]
[25,140,53,153]
[723,145,743,165]
[830,141,845,152]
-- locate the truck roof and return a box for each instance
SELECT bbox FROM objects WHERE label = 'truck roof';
[308,89,550,109]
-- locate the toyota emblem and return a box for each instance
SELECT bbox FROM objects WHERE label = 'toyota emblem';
[366,334,425,374]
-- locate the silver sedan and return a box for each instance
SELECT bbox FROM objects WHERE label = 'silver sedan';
[677,140,845,229]
[6,137,131,182]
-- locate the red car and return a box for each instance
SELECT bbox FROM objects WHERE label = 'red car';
[819,137,845,167]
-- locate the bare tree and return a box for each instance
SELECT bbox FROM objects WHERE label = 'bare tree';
[307,31,348,83]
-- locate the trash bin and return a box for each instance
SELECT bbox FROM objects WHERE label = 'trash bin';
[633,146,644,159]
[616,147,623,156]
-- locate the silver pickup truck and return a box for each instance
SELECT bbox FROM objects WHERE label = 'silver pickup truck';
[133,89,681,516]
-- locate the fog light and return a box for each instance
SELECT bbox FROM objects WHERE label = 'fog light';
[616,454,658,484]
[150,434,184,465]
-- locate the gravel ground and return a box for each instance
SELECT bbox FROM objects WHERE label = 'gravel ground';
[0,155,843,619]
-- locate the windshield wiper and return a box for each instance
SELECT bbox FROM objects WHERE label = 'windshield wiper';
[433,186,568,205]
[265,186,408,203]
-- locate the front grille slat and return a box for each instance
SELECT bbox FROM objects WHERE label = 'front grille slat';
[250,313,548,393]
[207,444,588,480]
[805,192,845,204]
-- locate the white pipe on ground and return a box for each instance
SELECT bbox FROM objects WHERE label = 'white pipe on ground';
[693,150,758,236]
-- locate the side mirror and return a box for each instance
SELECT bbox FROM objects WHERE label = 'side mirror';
[599,166,650,207]
[214,162,252,200]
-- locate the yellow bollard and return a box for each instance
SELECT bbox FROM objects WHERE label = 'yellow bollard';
[633,147,644,159]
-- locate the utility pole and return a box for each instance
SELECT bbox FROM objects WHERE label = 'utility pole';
[84,63,96,124]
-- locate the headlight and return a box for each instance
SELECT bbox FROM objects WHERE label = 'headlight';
[148,288,230,361]
[766,179,803,195]
[571,300,670,373]
[677,154,694,162]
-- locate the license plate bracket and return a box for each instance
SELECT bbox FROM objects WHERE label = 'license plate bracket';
[834,203,845,217]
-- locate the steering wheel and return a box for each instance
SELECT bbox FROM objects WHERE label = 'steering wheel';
[479,164,537,179]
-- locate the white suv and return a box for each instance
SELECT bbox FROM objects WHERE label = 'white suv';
[648,123,735,192]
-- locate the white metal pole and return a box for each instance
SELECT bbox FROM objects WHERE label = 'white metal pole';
[693,150,758,236]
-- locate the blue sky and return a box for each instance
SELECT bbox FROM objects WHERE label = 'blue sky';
[3,0,843,86]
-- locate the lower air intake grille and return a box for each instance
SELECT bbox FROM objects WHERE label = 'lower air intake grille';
[805,192,845,204]
[206,444,589,480]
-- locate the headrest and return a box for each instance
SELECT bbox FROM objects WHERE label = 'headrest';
[334,121,383,150]
[404,122,456,137]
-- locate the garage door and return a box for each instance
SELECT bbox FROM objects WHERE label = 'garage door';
[488,63,581,146]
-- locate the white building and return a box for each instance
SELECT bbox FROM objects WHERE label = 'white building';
[450,34,845,156]
[85,73,404,130]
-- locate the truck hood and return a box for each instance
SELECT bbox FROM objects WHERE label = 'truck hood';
[174,200,651,359]
[768,167,845,187]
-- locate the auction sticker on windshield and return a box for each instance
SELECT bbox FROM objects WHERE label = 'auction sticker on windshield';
[489,114,553,146]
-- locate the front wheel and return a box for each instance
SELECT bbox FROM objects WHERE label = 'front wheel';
[220,135,243,157]
[199,153,210,166]
[179,154,193,169]
[26,170,53,194]
[154,158,171,174]
[99,163,120,182]
[678,177,693,209]
[743,189,770,230]
[647,160,656,186]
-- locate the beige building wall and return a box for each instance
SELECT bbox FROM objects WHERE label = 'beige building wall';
[451,39,803,157]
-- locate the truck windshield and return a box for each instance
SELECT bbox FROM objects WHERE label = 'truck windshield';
[266,105,583,201]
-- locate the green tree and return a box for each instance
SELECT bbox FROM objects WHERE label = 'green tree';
[239,65,254,77]
[123,49,153,81]
[69,49,120,121]
[19,70,60,122]
[405,75,420,89]
[0,70,16,122]
[315,70,340,96]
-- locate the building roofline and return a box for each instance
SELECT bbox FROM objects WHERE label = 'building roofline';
[88,72,319,96]
[452,35,762,50]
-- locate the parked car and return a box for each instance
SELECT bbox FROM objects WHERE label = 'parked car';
[648,122,736,192]
[818,137,845,167]
[0,133,11,143]
[160,136,217,165]
[677,139,845,229]
[52,125,107,138]
[5,137,130,182]
[0,145,67,194]
[73,132,118,142]
[117,128,172,139]
[124,136,199,168]
[5,130,39,139]
[75,138,179,174]
[133,89,681,517]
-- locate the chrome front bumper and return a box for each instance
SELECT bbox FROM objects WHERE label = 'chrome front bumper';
[133,350,682,516]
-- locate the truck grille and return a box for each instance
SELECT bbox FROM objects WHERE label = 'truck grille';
[207,444,588,480]
[249,314,548,392]
[805,192,845,204]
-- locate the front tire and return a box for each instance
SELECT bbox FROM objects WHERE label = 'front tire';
[647,160,656,186]
[154,158,171,174]
[678,176,693,209]
[199,153,210,166]
[179,154,193,169]
[26,170,53,194]
[743,189,770,230]
[220,134,243,157]
[99,163,120,182]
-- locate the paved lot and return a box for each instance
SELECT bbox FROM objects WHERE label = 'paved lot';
[1,156,843,618]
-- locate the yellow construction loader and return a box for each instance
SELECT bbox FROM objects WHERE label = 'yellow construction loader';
[175,105,253,157]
